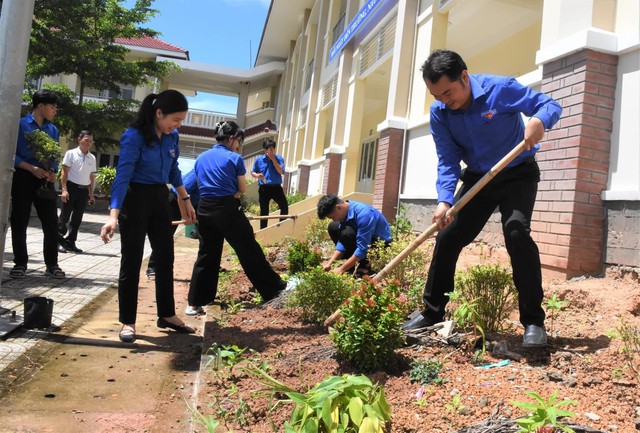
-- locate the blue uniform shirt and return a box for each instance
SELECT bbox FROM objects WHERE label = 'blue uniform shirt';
[110,127,184,209]
[14,113,60,171]
[171,168,200,207]
[336,200,392,259]
[430,74,562,205]
[195,144,246,198]
[252,154,285,185]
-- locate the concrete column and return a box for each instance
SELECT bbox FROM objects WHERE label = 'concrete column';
[0,0,36,290]
[236,81,249,128]
[535,49,618,276]
[386,0,419,120]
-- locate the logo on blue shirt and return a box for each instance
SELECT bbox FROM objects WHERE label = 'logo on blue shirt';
[481,109,496,120]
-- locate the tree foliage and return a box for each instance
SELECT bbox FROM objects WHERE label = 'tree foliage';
[22,0,177,103]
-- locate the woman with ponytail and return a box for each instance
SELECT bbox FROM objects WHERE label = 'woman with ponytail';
[100,89,197,343]
[185,121,286,316]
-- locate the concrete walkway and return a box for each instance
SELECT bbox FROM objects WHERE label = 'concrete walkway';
[0,211,206,433]
[0,211,146,370]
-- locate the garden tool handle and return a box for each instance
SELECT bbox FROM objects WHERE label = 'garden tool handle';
[324,140,527,328]
[172,220,199,225]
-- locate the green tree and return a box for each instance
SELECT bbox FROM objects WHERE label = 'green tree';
[20,0,177,104]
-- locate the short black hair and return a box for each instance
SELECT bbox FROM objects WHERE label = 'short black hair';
[78,130,92,138]
[262,138,276,149]
[421,49,467,83]
[32,89,61,110]
[317,194,342,219]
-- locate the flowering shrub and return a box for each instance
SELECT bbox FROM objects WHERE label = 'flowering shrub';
[285,267,354,324]
[331,279,407,371]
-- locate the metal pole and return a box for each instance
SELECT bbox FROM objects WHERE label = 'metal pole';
[0,0,36,294]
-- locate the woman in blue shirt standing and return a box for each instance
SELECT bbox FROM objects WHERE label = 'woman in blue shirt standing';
[100,90,197,343]
[186,121,285,315]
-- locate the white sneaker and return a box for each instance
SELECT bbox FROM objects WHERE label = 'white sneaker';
[184,306,204,316]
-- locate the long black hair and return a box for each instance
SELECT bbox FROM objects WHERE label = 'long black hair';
[131,89,188,145]
[214,121,245,145]
[421,49,468,83]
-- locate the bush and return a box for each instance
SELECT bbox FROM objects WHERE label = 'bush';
[287,240,322,275]
[331,279,407,371]
[409,357,445,386]
[95,166,117,195]
[304,216,330,245]
[452,264,518,333]
[367,234,429,287]
[285,267,354,324]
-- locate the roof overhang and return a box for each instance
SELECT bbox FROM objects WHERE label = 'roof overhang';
[159,57,285,96]
[255,0,315,66]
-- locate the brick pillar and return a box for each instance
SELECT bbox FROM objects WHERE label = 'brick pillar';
[283,171,291,195]
[535,49,617,275]
[297,163,310,196]
[322,152,342,194]
[373,127,403,222]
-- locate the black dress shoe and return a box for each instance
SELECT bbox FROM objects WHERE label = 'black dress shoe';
[401,313,434,331]
[66,243,83,253]
[157,317,195,334]
[58,244,67,253]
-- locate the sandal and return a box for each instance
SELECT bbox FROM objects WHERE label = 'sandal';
[44,266,66,279]
[9,265,26,279]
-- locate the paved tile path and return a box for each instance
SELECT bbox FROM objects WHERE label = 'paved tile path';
[0,211,151,372]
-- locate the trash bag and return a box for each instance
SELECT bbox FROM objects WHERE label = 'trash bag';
[23,297,54,329]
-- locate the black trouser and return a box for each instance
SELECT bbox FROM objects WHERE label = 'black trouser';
[117,183,176,324]
[58,181,89,243]
[258,184,288,229]
[422,158,545,327]
[10,169,59,269]
[147,192,181,271]
[327,221,388,271]
[188,196,284,306]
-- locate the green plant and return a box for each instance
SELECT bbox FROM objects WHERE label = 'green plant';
[546,292,569,332]
[287,240,323,275]
[25,130,62,168]
[331,279,407,371]
[409,357,445,386]
[286,190,307,206]
[243,368,392,433]
[285,267,354,324]
[444,394,463,413]
[511,390,578,433]
[618,318,640,384]
[95,166,117,195]
[447,290,487,356]
[391,204,414,238]
[186,401,221,433]
[367,234,428,289]
[205,343,248,380]
[304,216,331,246]
[453,264,518,333]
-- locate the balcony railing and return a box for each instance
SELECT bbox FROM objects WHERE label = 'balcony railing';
[183,108,236,129]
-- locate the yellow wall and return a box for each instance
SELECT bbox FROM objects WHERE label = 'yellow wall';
[247,87,273,112]
[467,22,542,77]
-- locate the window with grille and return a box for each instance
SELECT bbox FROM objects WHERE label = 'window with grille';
[358,138,378,183]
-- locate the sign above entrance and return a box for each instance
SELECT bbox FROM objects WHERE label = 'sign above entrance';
[329,0,383,63]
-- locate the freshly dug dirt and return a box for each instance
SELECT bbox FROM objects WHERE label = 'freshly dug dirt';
[182,243,640,433]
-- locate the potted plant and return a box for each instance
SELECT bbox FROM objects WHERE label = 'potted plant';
[25,130,61,200]
[94,166,116,211]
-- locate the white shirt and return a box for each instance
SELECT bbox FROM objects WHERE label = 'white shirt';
[62,147,96,186]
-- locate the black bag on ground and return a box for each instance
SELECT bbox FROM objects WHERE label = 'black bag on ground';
[23,297,54,329]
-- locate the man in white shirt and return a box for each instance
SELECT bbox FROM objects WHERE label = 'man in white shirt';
[58,130,96,253]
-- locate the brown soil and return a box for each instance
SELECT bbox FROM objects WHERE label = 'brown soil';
[176,242,640,433]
